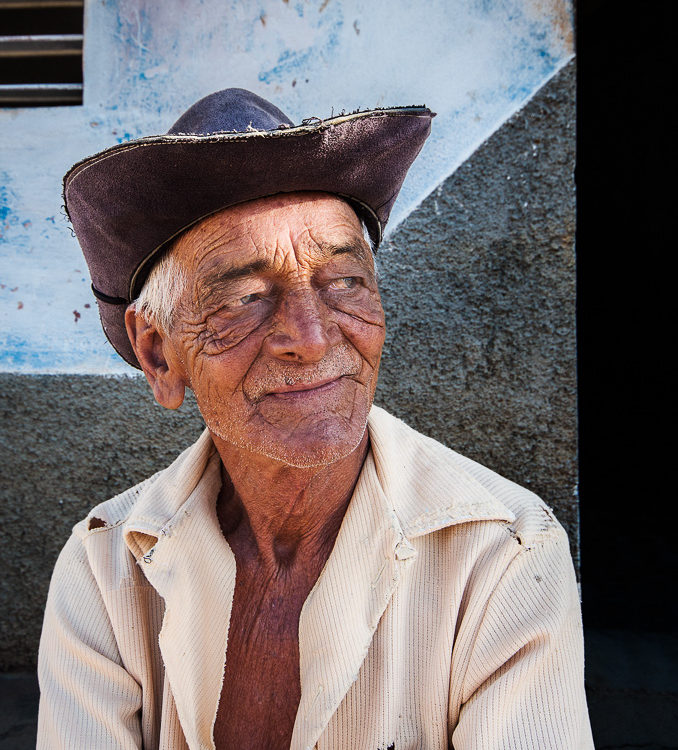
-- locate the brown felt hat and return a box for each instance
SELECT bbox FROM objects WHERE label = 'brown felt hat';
[63,88,434,368]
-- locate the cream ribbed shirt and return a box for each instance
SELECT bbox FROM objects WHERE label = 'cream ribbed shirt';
[38,406,593,749]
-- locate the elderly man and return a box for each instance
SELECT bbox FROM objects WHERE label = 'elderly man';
[38,89,593,749]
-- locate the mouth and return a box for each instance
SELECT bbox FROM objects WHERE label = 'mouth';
[266,376,346,398]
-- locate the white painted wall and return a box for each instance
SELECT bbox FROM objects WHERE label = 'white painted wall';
[0,0,572,373]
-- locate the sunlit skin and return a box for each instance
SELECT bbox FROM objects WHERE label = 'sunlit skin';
[125,193,385,750]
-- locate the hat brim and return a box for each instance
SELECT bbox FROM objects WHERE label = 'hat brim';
[64,107,433,368]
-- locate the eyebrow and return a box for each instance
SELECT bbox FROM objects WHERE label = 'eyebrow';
[318,241,369,264]
[198,240,370,299]
[204,259,271,287]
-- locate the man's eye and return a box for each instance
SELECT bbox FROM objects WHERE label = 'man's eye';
[238,293,261,305]
[329,277,358,290]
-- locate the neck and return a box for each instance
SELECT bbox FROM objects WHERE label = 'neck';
[211,431,369,576]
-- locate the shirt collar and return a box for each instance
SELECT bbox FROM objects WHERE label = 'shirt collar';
[122,404,514,556]
[122,428,219,559]
[367,405,515,536]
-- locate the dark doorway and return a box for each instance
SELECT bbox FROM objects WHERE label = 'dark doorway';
[577,1,676,747]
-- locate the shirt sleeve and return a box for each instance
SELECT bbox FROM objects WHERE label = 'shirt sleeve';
[451,526,594,750]
[37,533,143,749]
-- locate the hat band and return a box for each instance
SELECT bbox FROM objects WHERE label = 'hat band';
[91,284,128,305]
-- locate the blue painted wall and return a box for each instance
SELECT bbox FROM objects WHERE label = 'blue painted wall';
[0,0,573,373]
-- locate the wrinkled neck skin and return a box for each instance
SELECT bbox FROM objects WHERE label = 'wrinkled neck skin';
[212,429,368,578]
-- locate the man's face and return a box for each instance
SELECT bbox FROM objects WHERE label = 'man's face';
[165,192,385,468]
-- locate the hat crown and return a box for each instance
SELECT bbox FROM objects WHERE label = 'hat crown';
[167,88,294,135]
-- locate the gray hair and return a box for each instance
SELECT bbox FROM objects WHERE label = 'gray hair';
[134,216,376,332]
[134,249,187,333]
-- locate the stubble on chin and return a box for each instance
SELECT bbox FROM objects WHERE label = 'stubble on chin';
[200,382,374,469]
[197,341,377,468]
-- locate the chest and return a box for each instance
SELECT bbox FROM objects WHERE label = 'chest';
[212,566,313,750]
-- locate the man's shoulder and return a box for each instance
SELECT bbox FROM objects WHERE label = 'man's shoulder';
[72,472,161,540]
[368,406,566,547]
[71,427,216,543]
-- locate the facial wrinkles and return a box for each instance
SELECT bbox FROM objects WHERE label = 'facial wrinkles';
[238,233,380,402]
[172,231,273,365]
[199,356,372,468]
[182,225,373,359]
[243,341,363,403]
[306,227,383,323]
[164,194,385,467]
[219,385,370,468]
[183,306,268,361]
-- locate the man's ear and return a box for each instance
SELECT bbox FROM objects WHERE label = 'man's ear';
[125,305,186,410]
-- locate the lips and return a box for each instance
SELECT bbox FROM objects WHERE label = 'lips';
[266,376,345,398]
[243,343,363,403]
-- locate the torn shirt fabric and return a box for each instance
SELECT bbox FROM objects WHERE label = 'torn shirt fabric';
[38,405,594,749]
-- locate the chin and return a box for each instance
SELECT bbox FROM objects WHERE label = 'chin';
[209,410,370,469]
[260,434,366,469]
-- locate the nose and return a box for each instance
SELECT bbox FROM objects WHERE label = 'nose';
[265,289,338,362]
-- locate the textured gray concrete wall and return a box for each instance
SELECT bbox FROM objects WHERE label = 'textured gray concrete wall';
[0,377,205,671]
[377,60,578,548]
[0,61,575,671]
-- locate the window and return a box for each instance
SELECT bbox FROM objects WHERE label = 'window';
[0,0,84,106]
